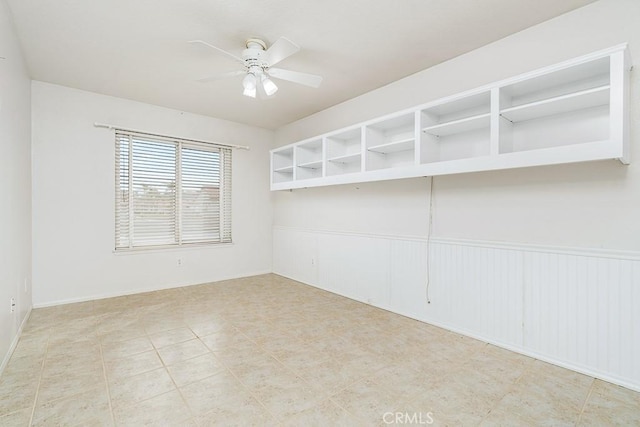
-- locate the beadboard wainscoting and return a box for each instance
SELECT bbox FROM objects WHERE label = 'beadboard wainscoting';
[272,226,640,391]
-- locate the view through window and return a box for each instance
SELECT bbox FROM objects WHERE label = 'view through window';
[115,131,232,250]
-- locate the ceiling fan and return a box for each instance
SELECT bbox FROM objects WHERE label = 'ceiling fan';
[189,37,323,98]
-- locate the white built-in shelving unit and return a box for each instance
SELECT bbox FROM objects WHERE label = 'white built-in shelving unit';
[271,44,630,191]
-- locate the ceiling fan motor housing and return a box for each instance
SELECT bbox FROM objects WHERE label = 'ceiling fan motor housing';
[243,39,269,74]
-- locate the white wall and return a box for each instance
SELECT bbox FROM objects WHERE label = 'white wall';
[274,0,640,251]
[272,0,640,390]
[32,82,273,306]
[0,0,32,369]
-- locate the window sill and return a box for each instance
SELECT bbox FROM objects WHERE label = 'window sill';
[112,242,234,255]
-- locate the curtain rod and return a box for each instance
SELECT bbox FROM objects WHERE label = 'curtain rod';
[93,122,250,150]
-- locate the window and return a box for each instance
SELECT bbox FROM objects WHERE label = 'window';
[115,131,231,250]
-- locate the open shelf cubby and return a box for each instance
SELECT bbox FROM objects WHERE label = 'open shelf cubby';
[499,56,611,154]
[420,91,491,163]
[271,147,294,183]
[326,127,363,176]
[365,112,416,171]
[270,44,629,190]
[295,139,323,180]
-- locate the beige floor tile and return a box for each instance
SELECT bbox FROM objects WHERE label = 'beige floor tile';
[1,274,639,425]
[149,327,196,349]
[179,370,245,416]
[1,354,44,383]
[296,357,371,396]
[255,381,325,419]
[112,389,192,426]
[156,338,210,365]
[372,364,436,402]
[209,346,267,371]
[101,335,154,361]
[144,319,187,335]
[199,330,257,352]
[11,335,49,360]
[589,379,640,406]
[282,398,364,427]
[191,387,272,426]
[104,349,163,381]
[0,408,32,427]
[37,369,105,405]
[485,384,582,425]
[330,378,404,425]
[41,351,103,379]
[166,353,225,387]
[272,346,333,372]
[108,367,176,408]
[188,319,232,338]
[0,377,38,417]
[578,380,640,426]
[31,385,112,426]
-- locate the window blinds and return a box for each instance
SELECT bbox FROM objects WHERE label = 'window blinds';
[115,131,232,250]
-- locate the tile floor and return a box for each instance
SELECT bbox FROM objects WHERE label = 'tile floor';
[0,274,639,426]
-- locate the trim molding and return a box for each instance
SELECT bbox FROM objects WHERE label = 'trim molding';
[0,306,32,377]
[272,225,640,261]
[32,270,272,308]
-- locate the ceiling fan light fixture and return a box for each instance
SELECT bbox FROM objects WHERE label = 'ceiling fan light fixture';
[243,85,256,98]
[242,73,257,97]
[242,73,257,90]
[262,75,278,96]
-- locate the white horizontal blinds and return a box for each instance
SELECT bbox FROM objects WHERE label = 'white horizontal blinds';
[131,136,177,247]
[220,146,232,242]
[115,130,232,250]
[115,134,131,248]
[181,143,222,243]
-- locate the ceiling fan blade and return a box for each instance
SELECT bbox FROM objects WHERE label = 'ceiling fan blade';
[188,40,244,64]
[196,70,245,83]
[264,37,300,67]
[268,68,323,88]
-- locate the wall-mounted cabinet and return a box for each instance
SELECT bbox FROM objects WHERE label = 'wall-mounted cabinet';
[271,44,630,191]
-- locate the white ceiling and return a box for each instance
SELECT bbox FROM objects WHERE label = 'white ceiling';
[6,0,596,130]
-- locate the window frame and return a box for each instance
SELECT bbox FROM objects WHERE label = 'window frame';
[115,130,232,252]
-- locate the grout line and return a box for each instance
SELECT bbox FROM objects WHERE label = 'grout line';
[98,335,117,426]
[576,378,596,425]
[27,328,52,426]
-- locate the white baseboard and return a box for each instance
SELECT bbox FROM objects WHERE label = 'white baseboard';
[0,306,33,377]
[32,270,272,308]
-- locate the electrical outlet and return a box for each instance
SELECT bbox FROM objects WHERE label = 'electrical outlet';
[177,258,182,266]
[10,297,15,313]
[311,258,315,266]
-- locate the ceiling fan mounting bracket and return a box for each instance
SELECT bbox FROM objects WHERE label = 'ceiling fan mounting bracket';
[245,38,267,50]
